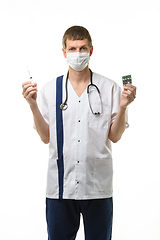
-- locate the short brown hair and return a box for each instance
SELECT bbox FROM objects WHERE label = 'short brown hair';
[62,25,92,49]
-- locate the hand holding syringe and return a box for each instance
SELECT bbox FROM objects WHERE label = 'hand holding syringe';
[22,66,49,143]
[22,66,38,107]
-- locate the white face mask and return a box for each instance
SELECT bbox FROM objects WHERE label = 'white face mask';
[66,52,90,71]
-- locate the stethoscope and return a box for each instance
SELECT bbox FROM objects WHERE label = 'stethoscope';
[60,69,103,115]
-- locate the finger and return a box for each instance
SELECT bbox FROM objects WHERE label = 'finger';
[22,82,37,94]
[22,81,32,87]
[124,83,136,88]
[23,86,37,98]
[124,84,136,92]
[124,84,137,93]
[22,83,36,95]
[22,81,37,87]
[25,90,37,101]
[124,85,136,97]
[122,91,131,98]
[122,91,135,102]
[32,82,37,87]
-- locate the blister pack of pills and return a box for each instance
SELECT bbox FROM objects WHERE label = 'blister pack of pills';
[122,75,132,85]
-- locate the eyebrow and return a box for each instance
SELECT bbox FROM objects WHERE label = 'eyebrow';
[68,45,88,49]
[80,45,88,48]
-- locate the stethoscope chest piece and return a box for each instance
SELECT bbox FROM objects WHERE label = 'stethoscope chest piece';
[60,103,68,110]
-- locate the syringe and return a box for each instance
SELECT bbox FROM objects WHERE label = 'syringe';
[26,65,33,82]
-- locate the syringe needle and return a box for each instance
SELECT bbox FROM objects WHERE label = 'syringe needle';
[26,65,33,81]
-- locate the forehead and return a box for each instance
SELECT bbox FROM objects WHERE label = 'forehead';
[66,38,89,48]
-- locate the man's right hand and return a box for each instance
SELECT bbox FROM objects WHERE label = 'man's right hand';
[22,81,38,107]
[22,81,49,144]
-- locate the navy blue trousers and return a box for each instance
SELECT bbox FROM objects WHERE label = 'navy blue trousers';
[46,198,113,240]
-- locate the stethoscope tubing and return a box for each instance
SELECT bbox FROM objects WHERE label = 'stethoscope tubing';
[60,71,69,110]
[60,69,102,115]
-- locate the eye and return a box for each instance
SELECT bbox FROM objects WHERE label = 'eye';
[69,47,75,51]
[81,47,86,51]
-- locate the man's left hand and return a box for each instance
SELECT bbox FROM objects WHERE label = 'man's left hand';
[120,84,137,109]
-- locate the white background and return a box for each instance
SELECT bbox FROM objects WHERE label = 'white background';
[0,0,160,239]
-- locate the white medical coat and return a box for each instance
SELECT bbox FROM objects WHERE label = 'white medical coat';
[37,72,128,200]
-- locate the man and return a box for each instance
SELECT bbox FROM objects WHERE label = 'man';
[22,26,136,240]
